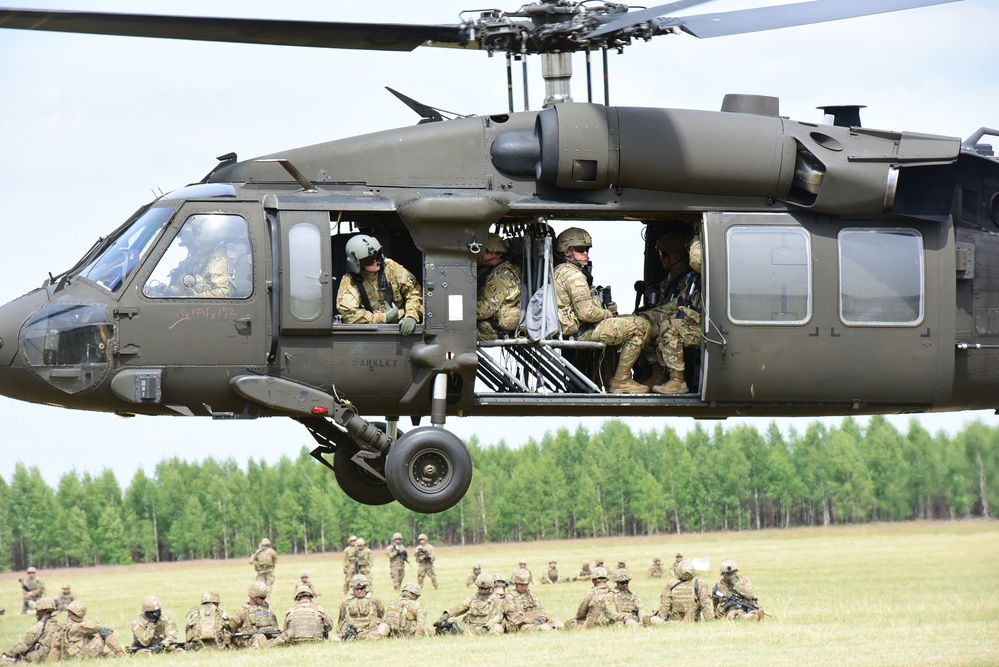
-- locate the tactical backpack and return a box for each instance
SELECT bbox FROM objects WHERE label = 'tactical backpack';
[193,605,226,643]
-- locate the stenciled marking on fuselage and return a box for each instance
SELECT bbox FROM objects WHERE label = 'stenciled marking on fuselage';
[353,358,400,370]
[169,306,241,329]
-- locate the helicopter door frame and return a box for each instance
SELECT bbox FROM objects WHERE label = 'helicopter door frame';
[702,211,955,406]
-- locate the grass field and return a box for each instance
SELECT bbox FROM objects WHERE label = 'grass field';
[1,521,996,666]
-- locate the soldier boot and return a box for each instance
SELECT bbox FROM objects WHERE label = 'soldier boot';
[653,369,688,395]
[643,367,667,390]
[609,367,648,394]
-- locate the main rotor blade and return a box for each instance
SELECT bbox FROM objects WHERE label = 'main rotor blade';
[0,8,468,51]
[587,0,961,40]
[587,0,718,38]
[675,0,962,39]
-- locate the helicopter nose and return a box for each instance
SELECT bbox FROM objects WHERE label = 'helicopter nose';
[0,288,50,401]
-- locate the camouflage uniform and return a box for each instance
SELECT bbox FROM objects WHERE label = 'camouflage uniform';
[387,534,409,591]
[130,597,182,654]
[299,575,319,598]
[656,560,714,623]
[250,539,277,588]
[55,588,74,611]
[641,233,702,393]
[384,584,428,638]
[1,599,60,664]
[552,260,650,393]
[342,536,358,594]
[567,585,614,628]
[444,577,505,635]
[336,576,388,640]
[477,259,522,340]
[52,602,126,659]
[184,592,231,650]
[465,566,482,587]
[713,561,763,620]
[504,570,555,632]
[648,560,665,578]
[337,258,423,324]
[268,586,332,646]
[229,582,279,649]
[353,540,374,590]
[20,570,45,614]
[541,561,560,584]
[575,562,593,581]
[169,245,230,297]
[415,536,438,590]
[607,569,645,627]
[671,554,684,578]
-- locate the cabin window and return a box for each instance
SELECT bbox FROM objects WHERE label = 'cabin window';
[143,214,252,299]
[726,226,811,324]
[839,228,923,325]
[287,222,324,321]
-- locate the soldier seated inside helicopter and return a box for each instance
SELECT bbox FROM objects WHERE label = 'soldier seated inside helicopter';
[474,220,703,396]
[143,214,253,299]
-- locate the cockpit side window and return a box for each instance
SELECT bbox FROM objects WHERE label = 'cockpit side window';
[143,214,252,299]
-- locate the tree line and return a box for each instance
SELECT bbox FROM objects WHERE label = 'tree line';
[0,416,994,571]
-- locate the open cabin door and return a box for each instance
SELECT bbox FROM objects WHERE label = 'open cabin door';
[702,212,955,407]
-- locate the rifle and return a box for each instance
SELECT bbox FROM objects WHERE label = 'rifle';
[231,629,281,641]
[126,641,187,654]
[433,612,462,636]
[341,624,358,642]
[416,548,430,563]
[17,579,30,593]
[711,588,760,615]
[396,546,410,564]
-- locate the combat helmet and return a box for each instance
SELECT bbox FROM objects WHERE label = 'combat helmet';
[247,581,269,599]
[294,584,315,600]
[355,537,366,547]
[656,232,687,254]
[201,590,221,605]
[493,574,509,587]
[401,583,422,598]
[591,567,609,581]
[484,233,508,254]
[392,532,403,540]
[555,227,592,253]
[678,559,695,581]
[612,568,632,583]
[142,596,161,613]
[351,575,370,590]
[418,533,428,541]
[511,569,531,585]
[348,535,358,543]
[35,598,56,613]
[474,573,493,589]
[720,560,738,575]
[345,234,383,274]
[66,600,87,619]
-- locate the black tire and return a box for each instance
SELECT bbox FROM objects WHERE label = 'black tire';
[331,422,399,506]
[384,427,472,513]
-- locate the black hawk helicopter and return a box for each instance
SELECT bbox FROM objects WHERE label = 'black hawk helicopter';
[0,0,996,513]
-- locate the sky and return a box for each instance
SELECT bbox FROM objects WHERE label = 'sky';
[0,0,997,487]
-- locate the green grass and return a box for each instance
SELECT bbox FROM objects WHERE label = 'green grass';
[1,521,996,666]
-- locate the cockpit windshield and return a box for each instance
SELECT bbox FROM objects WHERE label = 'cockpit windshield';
[75,206,176,292]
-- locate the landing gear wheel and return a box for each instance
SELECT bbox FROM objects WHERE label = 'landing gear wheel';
[333,446,394,506]
[385,427,472,513]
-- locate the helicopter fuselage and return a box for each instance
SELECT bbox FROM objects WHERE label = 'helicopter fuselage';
[1,100,997,511]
